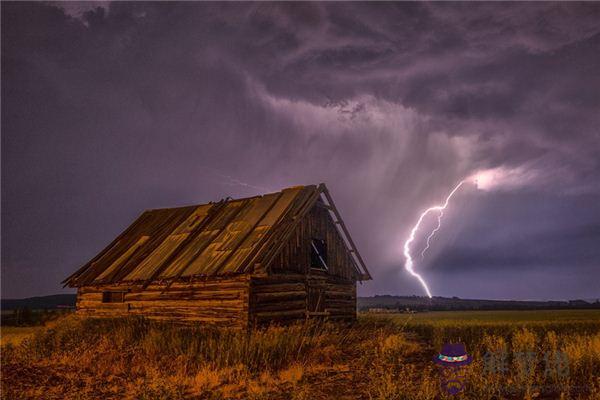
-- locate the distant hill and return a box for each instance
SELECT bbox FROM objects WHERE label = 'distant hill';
[1,294,76,310]
[3,293,599,312]
[358,295,600,311]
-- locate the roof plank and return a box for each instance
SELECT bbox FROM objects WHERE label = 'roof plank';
[63,184,371,287]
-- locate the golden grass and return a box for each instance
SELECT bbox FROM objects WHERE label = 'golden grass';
[0,326,43,346]
[1,311,599,399]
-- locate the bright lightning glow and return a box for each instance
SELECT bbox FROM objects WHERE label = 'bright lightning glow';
[403,181,465,298]
[470,166,536,191]
[420,210,444,259]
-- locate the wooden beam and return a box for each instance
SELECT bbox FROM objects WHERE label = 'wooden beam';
[140,199,228,290]
[235,188,311,274]
[211,191,284,276]
[259,186,322,274]
[320,184,372,281]
[160,198,253,291]
[64,212,154,287]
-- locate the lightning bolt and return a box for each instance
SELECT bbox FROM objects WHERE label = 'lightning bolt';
[421,210,444,259]
[200,166,273,192]
[216,173,271,192]
[403,180,465,298]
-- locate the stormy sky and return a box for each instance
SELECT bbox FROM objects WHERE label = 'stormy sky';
[2,2,599,300]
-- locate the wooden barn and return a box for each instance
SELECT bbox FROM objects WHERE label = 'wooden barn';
[63,184,371,327]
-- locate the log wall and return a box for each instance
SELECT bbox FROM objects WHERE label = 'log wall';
[249,274,356,325]
[75,275,250,328]
[74,201,360,327]
[306,275,357,320]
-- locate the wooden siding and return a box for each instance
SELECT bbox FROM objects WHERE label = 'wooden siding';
[250,275,307,325]
[271,203,359,281]
[306,275,356,320]
[71,193,361,327]
[76,275,250,328]
[249,274,356,325]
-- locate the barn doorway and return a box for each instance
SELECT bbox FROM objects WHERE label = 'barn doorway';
[306,284,328,318]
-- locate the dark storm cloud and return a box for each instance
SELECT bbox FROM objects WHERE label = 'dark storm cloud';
[2,2,599,299]
[424,191,600,282]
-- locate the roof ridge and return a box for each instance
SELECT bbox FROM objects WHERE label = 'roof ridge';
[63,183,365,288]
[142,184,315,213]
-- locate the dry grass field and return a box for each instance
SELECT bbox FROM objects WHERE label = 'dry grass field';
[1,310,599,399]
[0,327,45,346]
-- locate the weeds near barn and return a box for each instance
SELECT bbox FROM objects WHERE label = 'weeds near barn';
[2,311,600,399]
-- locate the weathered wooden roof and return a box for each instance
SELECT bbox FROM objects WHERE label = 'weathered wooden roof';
[63,184,371,287]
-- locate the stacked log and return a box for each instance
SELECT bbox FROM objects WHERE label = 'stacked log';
[76,275,250,327]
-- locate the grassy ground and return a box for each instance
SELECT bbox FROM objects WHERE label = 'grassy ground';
[386,309,600,322]
[0,326,44,346]
[1,310,599,399]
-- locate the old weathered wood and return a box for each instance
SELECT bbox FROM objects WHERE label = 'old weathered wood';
[68,184,369,327]
[320,185,372,280]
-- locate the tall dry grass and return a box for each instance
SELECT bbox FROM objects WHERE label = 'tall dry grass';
[1,315,392,399]
[2,312,599,399]
[375,314,600,400]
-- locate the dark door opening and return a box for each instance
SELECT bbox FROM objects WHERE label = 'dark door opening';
[307,285,328,317]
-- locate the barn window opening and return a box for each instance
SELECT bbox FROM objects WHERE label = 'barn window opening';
[310,238,328,270]
[102,291,125,303]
